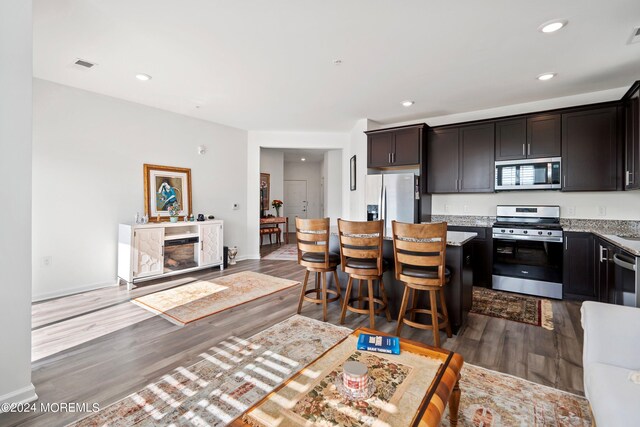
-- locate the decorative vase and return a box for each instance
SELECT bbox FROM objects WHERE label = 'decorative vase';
[169,216,178,223]
[228,246,238,265]
[275,207,280,217]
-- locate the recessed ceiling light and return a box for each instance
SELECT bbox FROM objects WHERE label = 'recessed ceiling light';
[401,100,415,107]
[301,157,306,162]
[537,72,556,81]
[333,59,342,65]
[135,73,152,81]
[539,20,568,33]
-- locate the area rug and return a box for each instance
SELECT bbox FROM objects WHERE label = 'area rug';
[69,315,352,427]
[262,244,298,260]
[131,271,299,325]
[471,287,554,330]
[440,363,591,426]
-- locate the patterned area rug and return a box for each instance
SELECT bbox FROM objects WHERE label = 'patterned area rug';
[132,271,299,325]
[262,244,298,260]
[70,316,352,427]
[471,287,554,330]
[440,364,591,426]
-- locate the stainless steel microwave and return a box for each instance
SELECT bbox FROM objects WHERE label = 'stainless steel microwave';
[495,157,561,190]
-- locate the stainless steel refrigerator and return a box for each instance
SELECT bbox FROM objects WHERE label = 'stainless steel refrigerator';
[365,173,420,235]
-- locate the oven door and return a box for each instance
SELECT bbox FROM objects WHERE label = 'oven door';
[492,236,563,298]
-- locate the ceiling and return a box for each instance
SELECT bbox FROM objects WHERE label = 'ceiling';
[280,148,327,163]
[33,0,640,132]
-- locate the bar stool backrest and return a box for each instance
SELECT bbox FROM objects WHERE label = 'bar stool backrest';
[296,217,331,269]
[337,219,384,276]
[391,221,448,287]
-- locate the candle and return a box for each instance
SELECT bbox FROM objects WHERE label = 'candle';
[343,361,368,392]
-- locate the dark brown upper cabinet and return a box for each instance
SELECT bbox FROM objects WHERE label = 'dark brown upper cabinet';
[427,123,495,193]
[562,106,621,191]
[427,127,459,193]
[623,81,640,190]
[495,114,560,160]
[366,124,425,168]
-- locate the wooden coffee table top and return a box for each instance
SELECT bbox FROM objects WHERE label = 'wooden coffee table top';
[231,327,463,427]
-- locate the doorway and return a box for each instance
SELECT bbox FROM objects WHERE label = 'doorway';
[284,180,307,230]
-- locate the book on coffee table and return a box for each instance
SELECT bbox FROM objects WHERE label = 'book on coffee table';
[356,333,400,355]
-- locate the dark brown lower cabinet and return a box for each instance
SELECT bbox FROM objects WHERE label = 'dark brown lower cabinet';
[563,232,597,300]
[448,226,493,288]
[595,237,615,303]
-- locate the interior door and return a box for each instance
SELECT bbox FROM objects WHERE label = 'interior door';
[284,180,307,231]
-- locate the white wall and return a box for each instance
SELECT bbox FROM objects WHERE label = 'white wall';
[284,161,322,219]
[32,79,248,300]
[346,119,378,220]
[247,131,349,258]
[323,150,342,223]
[0,0,37,406]
[432,191,640,220]
[259,149,284,217]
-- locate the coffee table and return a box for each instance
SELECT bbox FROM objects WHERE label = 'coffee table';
[231,327,463,427]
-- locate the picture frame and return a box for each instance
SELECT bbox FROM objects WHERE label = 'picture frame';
[350,155,356,191]
[260,172,270,211]
[144,164,192,221]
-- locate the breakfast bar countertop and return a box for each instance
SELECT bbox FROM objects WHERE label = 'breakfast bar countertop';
[328,226,477,246]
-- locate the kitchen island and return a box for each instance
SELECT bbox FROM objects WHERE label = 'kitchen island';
[328,228,476,334]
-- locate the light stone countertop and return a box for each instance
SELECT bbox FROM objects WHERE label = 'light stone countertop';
[329,226,476,247]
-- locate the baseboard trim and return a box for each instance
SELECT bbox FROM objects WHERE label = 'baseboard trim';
[0,384,38,411]
[32,280,117,303]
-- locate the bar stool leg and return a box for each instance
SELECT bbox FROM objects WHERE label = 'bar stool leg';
[340,276,353,325]
[367,279,376,329]
[358,279,364,309]
[315,272,321,299]
[297,270,310,314]
[429,290,441,347]
[322,271,328,322]
[410,289,418,322]
[439,289,452,337]
[378,278,392,322]
[332,270,342,306]
[396,285,410,336]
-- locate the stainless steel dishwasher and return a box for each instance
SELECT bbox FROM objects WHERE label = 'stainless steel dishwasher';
[612,250,640,308]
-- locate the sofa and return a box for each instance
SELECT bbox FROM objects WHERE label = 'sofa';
[581,301,640,426]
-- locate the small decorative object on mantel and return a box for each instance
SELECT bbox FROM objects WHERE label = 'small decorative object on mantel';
[168,202,181,223]
[143,163,192,222]
[197,213,205,221]
[271,199,283,217]
[228,246,238,265]
[189,213,195,222]
[207,214,215,220]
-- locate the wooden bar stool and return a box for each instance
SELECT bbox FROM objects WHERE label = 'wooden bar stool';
[295,218,342,321]
[391,220,452,347]
[337,219,391,330]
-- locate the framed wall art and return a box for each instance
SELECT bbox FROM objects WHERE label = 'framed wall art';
[144,164,192,221]
[260,172,270,212]
[350,155,356,191]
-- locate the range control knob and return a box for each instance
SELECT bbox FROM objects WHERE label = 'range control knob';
[538,231,543,235]
[501,229,506,233]
[523,230,528,234]
[547,231,553,236]
[509,230,514,233]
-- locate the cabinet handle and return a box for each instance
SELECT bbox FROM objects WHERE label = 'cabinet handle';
[388,153,391,163]
[522,144,525,156]
[599,245,608,263]
[626,170,633,186]
[563,175,566,188]
[527,143,531,156]
[392,153,395,163]
[565,240,568,251]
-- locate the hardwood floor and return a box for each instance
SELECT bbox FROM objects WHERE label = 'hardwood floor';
[2,258,584,426]
[259,232,296,258]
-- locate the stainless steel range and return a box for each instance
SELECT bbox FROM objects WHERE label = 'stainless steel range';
[492,205,563,299]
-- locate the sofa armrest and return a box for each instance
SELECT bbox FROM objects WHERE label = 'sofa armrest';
[581,301,640,370]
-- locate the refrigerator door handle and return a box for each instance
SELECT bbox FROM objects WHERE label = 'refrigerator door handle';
[381,184,386,223]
